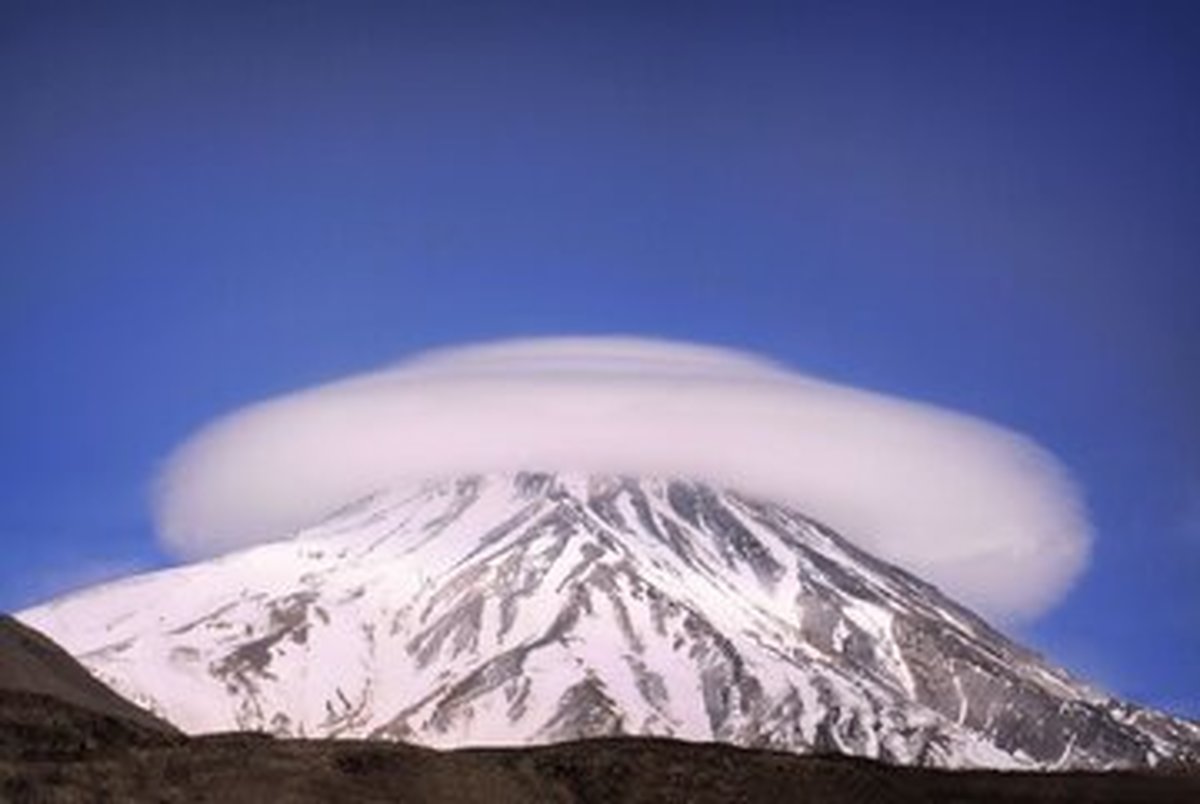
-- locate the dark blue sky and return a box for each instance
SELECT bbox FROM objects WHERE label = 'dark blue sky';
[2,1,1197,716]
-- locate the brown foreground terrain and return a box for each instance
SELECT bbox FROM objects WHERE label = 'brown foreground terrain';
[2,693,1198,804]
[2,614,1198,802]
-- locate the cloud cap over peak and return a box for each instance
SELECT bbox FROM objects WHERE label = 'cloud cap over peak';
[155,336,1091,622]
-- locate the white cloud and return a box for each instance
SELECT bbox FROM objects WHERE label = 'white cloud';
[154,336,1091,622]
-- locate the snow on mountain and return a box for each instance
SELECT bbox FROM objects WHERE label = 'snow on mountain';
[18,473,1199,769]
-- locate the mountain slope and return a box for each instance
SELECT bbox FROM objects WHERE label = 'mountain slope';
[0,614,179,765]
[18,473,1200,769]
[0,614,177,736]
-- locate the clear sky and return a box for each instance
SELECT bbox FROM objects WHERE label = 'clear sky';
[2,1,1197,717]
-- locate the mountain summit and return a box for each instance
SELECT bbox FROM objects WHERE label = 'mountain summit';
[19,473,1199,769]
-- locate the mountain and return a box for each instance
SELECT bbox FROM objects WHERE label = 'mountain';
[4,618,1196,802]
[17,473,1200,770]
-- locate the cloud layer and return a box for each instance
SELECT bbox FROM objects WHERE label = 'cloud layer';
[155,337,1090,621]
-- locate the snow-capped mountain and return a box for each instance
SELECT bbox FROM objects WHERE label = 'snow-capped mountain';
[18,473,1199,769]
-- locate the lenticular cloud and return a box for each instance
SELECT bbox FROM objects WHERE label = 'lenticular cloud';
[154,336,1090,621]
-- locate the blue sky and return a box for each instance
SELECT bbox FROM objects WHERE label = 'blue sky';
[2,1,1197,716]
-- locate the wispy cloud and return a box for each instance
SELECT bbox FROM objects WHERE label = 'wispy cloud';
[25,557,149,608]
[154,336,1091,622]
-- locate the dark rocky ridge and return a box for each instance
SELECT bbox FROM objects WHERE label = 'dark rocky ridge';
[0,615,176,737]
[4,726,1199,803]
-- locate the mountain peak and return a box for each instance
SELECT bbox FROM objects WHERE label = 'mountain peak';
[19,472,1200,769]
